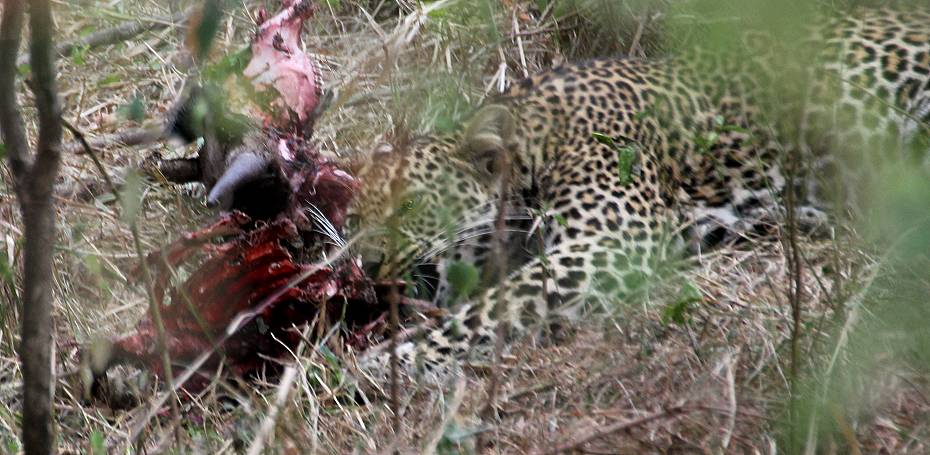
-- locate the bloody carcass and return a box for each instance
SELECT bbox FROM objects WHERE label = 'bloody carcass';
[84,0,396,397]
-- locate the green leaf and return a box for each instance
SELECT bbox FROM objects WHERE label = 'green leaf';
[552,213,568,227]
[16,64,30,76]
[426,1,448,20]
[70,44,90,66]
[634,107,655,120]
[695,131,720,154]
[97,74,121,87]
[78,24,96,37]
[89,430,105,455]
[719,123,751,134]
[120,170,144,224]
[591,131,615,147]
[661,282,703,326]
[447,261,480,299]
[318,345,342,370]
[616,146,638,186]
[0,143,6,160]
[117,96,145,122]
[594,132,639,185]
[83,254,102,276]
[203,47,252,83]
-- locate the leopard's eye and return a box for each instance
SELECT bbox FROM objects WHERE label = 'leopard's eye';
[398,192,425,214]
[344,214,361,230]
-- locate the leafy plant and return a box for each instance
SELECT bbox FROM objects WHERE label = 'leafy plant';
[661,281,702,326]
[88,430,105,455]
[69,44,90,66]
[117,96,145,122]
[447,261,480,299]
[592,132,639,185]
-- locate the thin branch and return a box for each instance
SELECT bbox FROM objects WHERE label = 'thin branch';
[61,119,118,194]
[62,118,183,443]
[784,140,803,438]
[0,0,28,185]
[476,118,513,450]
[388,282,401,441]
[29,0,63,185]
[62,126,164,154]
[16,8,192,67]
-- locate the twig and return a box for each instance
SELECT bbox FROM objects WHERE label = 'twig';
[16,8,192,67]
[61,119,118,193]
[801,218,928,453]
[62,118,183,446]
[783,139,804,438]
[628,15,647,56]
[388,282,401,445]
[62,127,164,154]
[537,405,688,454]
[476,114,513,450]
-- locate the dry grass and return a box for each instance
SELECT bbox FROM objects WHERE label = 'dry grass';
[0,0,928,453]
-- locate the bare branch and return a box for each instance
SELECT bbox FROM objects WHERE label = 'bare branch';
[29,0,63,186]
[0,0,28,187]
[62,126,164,154]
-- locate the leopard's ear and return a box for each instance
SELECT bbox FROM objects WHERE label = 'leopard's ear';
[461,104,515,179]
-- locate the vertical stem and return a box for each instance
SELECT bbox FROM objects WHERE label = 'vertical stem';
[0,0,28,181]
[785,148,804,442]
[61,118,183,437]
[388,283,401,446]
[477,144,512,450]
[130,224,182,425]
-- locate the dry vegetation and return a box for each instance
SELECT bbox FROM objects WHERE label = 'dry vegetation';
[0,0,928,453]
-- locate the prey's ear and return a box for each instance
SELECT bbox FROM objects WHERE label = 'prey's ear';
[461,104,515,179]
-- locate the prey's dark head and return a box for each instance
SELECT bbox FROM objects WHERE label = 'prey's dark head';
[164,84,290,220]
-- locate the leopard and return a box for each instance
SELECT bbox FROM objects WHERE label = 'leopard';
[345,7,930,373]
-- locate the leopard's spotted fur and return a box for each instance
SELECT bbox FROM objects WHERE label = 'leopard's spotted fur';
[347,8,930,372]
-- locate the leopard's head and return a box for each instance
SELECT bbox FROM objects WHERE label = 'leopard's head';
[345,105,517,282]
